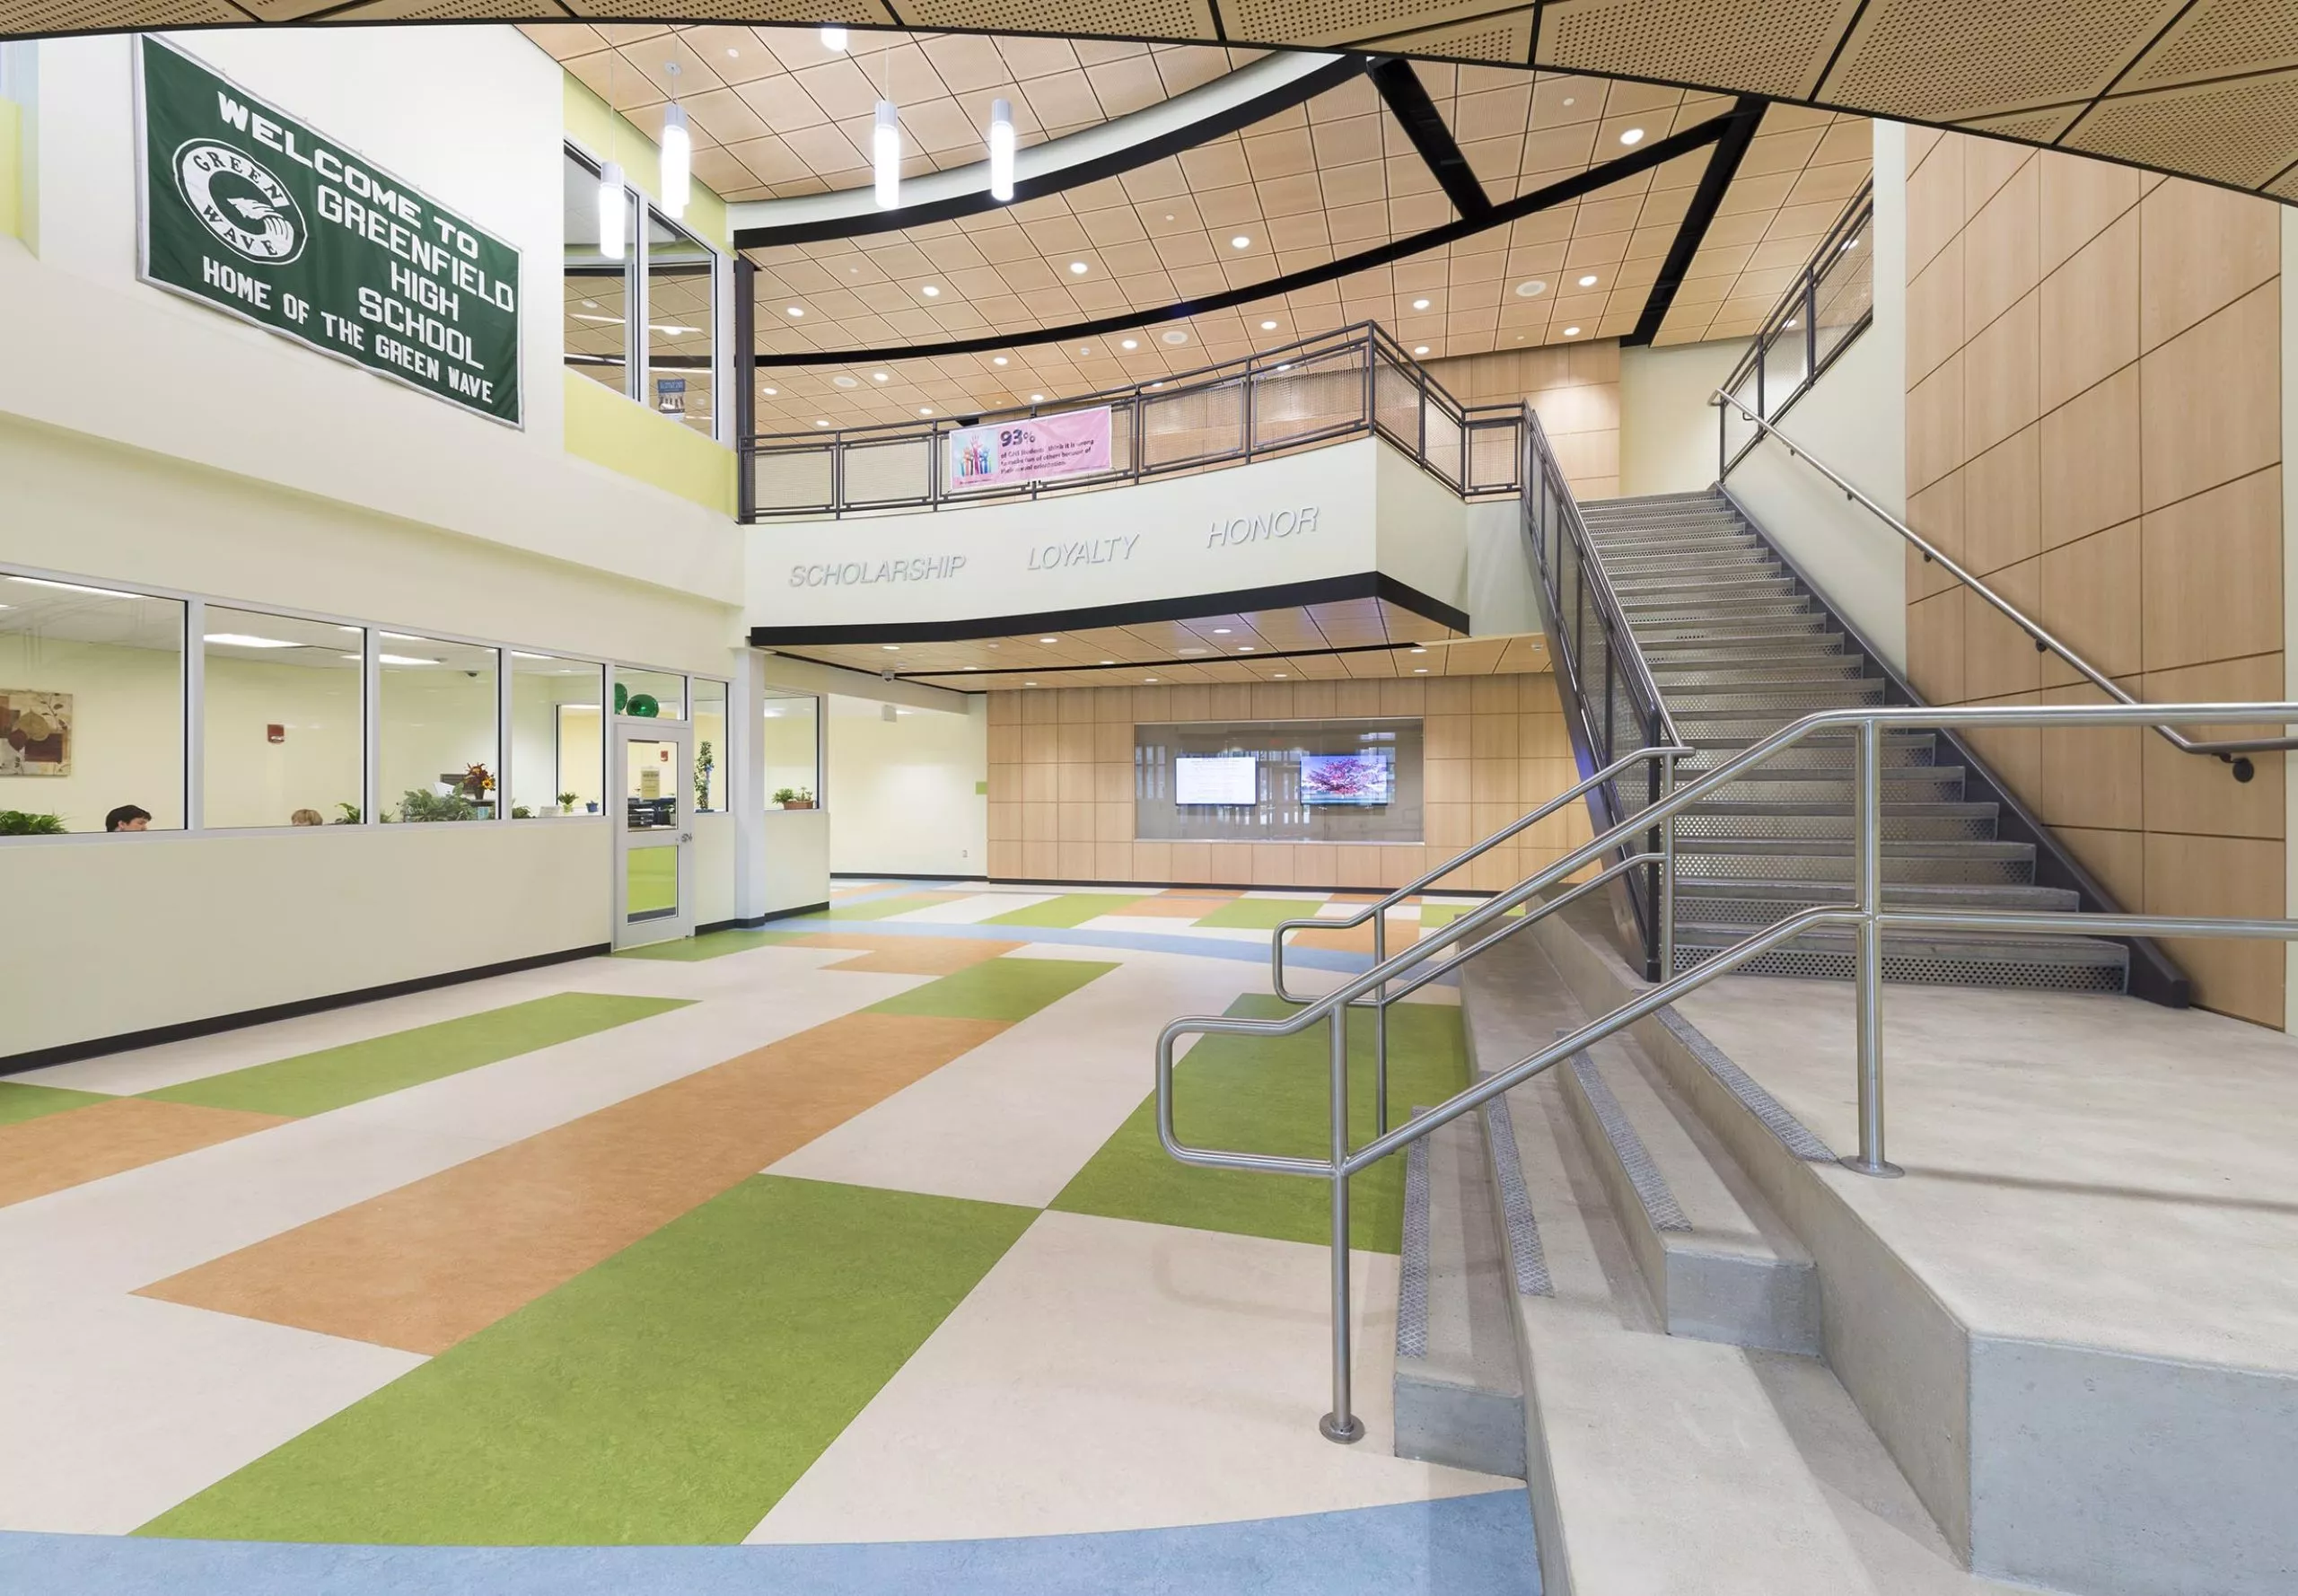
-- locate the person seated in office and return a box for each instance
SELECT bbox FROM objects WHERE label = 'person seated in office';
[104,805,151,833]
[290,808,323,827]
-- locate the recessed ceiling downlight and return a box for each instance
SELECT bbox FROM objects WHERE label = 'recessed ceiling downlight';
[1515,280,1548,297]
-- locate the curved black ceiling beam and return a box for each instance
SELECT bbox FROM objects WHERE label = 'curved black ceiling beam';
[749,107,1741,368]
[731,52,1368,250]
[1368,57,1493,221]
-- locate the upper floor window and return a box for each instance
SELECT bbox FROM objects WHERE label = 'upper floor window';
[563,145,722,443]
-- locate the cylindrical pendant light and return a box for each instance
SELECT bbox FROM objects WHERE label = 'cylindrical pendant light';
[597,160,626,261]
[873,100,900,210]
[987,97,1014,202]
[659,102,690,220]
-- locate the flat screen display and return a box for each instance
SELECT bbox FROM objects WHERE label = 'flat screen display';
[1174,754,1259,805]
[1300,750,1394,806]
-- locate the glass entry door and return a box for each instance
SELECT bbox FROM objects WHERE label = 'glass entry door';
[614,720,694,949]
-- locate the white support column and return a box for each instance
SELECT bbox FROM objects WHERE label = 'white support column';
[181,597,205,831]
[731,645,767,921]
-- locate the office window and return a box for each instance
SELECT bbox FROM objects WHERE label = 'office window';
[511,651,602,818]
[379,634,499,822]
[691,676,727,811]
[615,666,684,721]
[565,147,635,399]
[763,691,819,809]
[0,575,185,834]
[645,209,715,438]
[202,608,362,829]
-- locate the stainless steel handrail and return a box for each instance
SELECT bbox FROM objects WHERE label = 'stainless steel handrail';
[1267,741,1688,1136]
[1155,699,2298,1444]
[1710,387,2298,773]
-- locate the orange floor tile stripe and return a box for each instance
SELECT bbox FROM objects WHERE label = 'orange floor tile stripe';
[791,934,1023,975]
[0,1097,292,1209]
[136,1011,1007,1355]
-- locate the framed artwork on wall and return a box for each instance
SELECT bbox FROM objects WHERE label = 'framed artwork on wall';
[0,690,72,776]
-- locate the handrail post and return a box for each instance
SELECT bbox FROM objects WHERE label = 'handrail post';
[1846,717,1903,1178]
[1660,749,1677,980]
[1320,1005,1364,1443]
[1373,911,1389,1136]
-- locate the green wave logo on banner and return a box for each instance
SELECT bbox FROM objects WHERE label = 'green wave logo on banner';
[172,140,307,264]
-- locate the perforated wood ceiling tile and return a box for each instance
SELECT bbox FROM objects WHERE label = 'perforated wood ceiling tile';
[1827,0,2188,123]
[1954,104,2083,145]
[1540,0,1862,102]
[2067,70,2298,190]
[558,0,884,20]
[1356,7,1536,65]
[338,0,558,18]
[900,0,1217,36]
[0,0,241,27]
[2124,0,2298,91]
[1222,0,1507,48]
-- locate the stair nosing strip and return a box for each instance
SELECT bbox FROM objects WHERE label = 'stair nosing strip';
[1478,1086,1555,1298]
[1566,1045,1692,1232]
[1656,1008,1837,1163]
[1397,1122,1433,1360]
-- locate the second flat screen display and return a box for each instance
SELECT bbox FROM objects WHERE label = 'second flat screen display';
[1173,754,1259,805]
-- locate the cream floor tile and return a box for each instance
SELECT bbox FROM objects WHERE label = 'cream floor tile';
[748,1211,1513,1543]
[0,1291,424,1534]
[764,954,1250,1207]
[14,964,596,1097]
[1241,890,1333,900]
[0,970,924,1299]
[883,893,1060,925]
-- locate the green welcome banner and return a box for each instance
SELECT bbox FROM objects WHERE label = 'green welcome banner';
[136,37,522,425]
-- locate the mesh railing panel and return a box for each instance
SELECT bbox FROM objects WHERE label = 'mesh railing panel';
[1250,350,1367,448]
[1142,380,1244,469]
[841,436,934,506]
[1812,218,1873,367]
[1467,420,1519,492]
[1422,400,1463,490]
[751,447,835,513]
[1372,354,1421,450]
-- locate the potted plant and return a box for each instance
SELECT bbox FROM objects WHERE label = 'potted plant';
[773,786,816,811]
[558,790,579,816]
[0,811,66,836]
[397,788,478,823]
[694,741,715,810]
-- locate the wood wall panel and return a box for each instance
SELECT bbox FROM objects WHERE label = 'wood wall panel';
[1902,132,2286,1026]
[984,673,1577,891]
[1423,341,1621,500]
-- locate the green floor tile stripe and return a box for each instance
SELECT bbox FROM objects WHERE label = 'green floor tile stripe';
[143,993,693,1118]
[1418,902,1521,932]
[866,956,1116,1022]
[982,892,1147,928]
[823,894,955,922]
[1051,995,1468,1254]
[137,1177,1036,1547]
[0,1080,115,1127]
[614,928,808,962]
[1194,896,1331,930]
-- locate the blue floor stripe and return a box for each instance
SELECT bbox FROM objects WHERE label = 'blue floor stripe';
[785,911,1463,983]
[0,1492,1537,1595]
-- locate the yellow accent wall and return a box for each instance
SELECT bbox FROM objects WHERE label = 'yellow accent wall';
[0,98,21,241]
[562,76,729,249]
[564,369,735,516]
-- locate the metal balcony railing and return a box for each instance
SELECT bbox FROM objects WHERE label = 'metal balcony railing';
[740,322,1527,521]
[1715,180,1873,476]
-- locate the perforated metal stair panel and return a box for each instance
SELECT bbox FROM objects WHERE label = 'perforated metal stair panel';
[1580,489,2131,994]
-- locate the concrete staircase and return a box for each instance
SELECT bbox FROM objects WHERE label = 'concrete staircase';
[1392,914,2024,1593]
[1577,489,2128,994]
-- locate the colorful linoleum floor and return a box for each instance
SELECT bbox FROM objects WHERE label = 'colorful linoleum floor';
[0,881,1537,1596]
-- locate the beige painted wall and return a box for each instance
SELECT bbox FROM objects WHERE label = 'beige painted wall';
[1423,341,1621,500]
[1902,127,2285,1025]
[986,673,1585,890]
[1619,337,1751,496]
[827,697,988,878]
